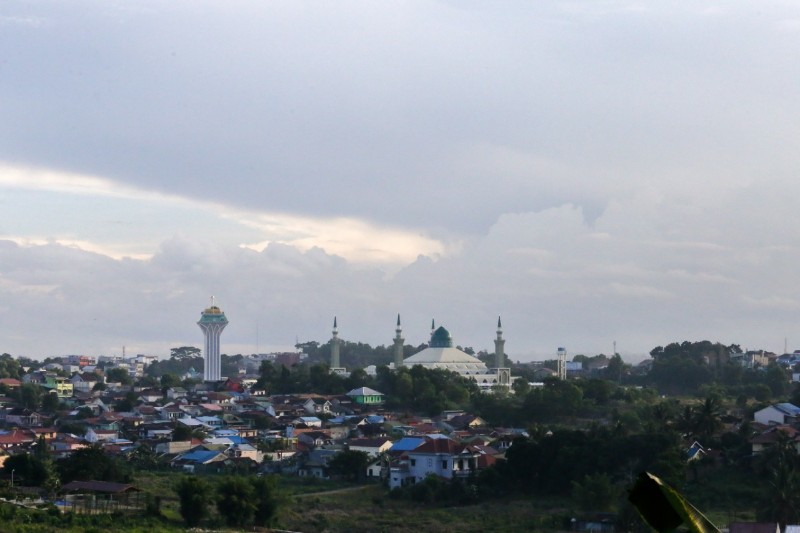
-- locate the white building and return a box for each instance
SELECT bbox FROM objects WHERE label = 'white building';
[754,403,800,426]
[400,321,511,391]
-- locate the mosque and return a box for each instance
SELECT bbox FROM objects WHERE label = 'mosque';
[331,316,513,391]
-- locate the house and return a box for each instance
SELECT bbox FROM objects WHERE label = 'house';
[0,378,22,389]
[346,387,385,406]
[754,403,800,426]
[50,434,89,458]
[389,436,496,489]
[0,430,36,453]
[298,449,339,479]
[84,428,119,443]
[297,430,333,448]
[443,414,487,431]
[6,408,44,428]
[303,397,333,416]
[42,375,73,398]
[749,426,800,455]
[293,416,322,428]
[171,449,227,470]
[61,481,144,515]
[686,441,706,462]
[69,373,101,393]
[347,437,393,457]
[166,387,188,400]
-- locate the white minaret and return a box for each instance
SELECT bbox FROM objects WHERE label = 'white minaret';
[393,314,404,368]
[492,316,511,386]
[197,297,228,382]
[494,316,505,369]
[329,317,346,374]
[330,316,340,369]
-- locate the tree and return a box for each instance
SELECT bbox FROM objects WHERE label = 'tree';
[0,354,21,379]
[174,476,212,528]
[40,391,60,413]
[3,453,49,486]
[115,391,138,412]
[692,395,724,442]
[216,476,256,528]
[328,450,370,482]
[56,444,130,484]
[252,475,282,527]
[16,383,42,410]
[170,346,202,360]
[572,473,617,513]
[160,373,180,390]
[105,367,132,385]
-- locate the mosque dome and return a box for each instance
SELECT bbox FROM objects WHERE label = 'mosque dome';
[403,325,486,369]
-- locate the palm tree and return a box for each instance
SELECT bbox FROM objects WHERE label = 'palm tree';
[692,395,723,442]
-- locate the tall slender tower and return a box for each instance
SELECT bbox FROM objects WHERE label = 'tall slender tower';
[492,316,511,386]
[197,298,228,382]
[393,314,404,368]
[330,317,341,371]
[557,347,567,380]
[494,316,505,369]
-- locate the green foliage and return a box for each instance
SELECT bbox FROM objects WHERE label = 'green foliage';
[56,444,131,484]
[572,473,617,512]
[215,476,256,527]
[40,392,60,413]
[497,428,684,497]
[169,346,201,360]
[0,354,21,379]
[174,475,212,527]
[251,475,282,527]
[328,450,370,482]
[105,367,132,385]
[3,453,49,486]
[392,475,480,506]
[16,383,42,410]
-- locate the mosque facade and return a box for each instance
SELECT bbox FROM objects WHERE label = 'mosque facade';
[329,316,513,391]
[399,319,512,391]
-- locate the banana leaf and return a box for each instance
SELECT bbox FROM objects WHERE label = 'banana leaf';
[628,471,720,533]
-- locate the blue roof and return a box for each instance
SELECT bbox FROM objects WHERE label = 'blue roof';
[180,450,220,463]
[390,437,425,452]
[776,403,800,415]
[365,415,385,424]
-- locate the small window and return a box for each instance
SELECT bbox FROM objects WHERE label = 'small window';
[410,459,416,467]
[442,460,448,469]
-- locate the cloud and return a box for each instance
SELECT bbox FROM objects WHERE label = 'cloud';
[0,163,447,265]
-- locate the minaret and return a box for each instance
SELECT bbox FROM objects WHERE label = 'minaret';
[430,318,435,343]
[197,297,228,382]
[393,314,404,368]
[494,316,505,369]
[330,316,340,369]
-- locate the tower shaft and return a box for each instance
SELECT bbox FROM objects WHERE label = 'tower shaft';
[394,314,404,367]
[198,302,228,382]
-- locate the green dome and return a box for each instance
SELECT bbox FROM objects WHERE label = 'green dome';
[430,326,453,348]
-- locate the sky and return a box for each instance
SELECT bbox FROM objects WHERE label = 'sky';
[2,1,800,362]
